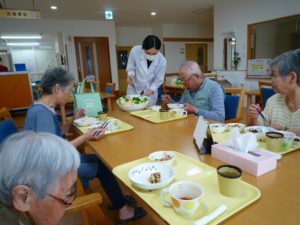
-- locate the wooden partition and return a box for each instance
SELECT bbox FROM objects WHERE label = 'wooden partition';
[0,72,33,109]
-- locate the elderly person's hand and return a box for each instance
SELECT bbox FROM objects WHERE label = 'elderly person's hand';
[184,103,198,114]
[248,104,261,120]
[161,94,172,104]
[84,128,105,141]
[73,108,85,120]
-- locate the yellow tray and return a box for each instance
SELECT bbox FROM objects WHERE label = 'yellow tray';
[74,117,133,135]
[130,109,187,123]
[113,152,261,225]
[212,131,300,155]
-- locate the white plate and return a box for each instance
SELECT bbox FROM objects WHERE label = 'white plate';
[226,123,246,131]
[128,162,175,190]
[244,126,276,141]
[74,117,99,127]
[148,151,176,165]
[292,136,300,148]
[117,95,150,112]
[167,103,184,109]
[209,123,226,133]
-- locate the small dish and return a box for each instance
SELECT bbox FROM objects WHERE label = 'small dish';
[209,123,226,133]
[128,162,175,190]
[148,151,176,165]
[278,131,296,150]
[226,123,246,132]
[167,103,184,109]
[74,117,99,127]
[244,126,276,141]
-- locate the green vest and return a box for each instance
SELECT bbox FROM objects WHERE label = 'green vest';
[183,78,218,111]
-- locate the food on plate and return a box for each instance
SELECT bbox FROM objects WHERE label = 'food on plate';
[248,128,259,133]
[154,153,172,161]
[209,123,226,133]
[149,172,161,183]
[117,95,149,105]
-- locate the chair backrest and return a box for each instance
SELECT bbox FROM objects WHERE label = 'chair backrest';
[0,107,13,122]
[224,88,245,123]
[105,82,115,94]
[258,81,275,109]
[0,119,18,144]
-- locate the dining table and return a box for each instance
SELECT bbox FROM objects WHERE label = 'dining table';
[81,107,300,225]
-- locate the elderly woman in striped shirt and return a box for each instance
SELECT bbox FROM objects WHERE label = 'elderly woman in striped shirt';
[162,60,225,122]
[248,49,300,136]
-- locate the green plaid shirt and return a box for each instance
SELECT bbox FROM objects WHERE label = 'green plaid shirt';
[0,201,34,225]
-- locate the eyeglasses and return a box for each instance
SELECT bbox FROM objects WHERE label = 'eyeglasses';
[48,183,77,207]
[180,74,195,84]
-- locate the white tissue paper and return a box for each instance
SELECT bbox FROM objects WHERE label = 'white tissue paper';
[225,127,258,153]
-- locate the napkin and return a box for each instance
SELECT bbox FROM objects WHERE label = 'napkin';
[225,127,258,153]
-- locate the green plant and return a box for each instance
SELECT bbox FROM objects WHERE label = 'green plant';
[232,51,241,70]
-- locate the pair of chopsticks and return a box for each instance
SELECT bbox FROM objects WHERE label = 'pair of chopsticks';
[93,120,111,136]
[256,108,269,125]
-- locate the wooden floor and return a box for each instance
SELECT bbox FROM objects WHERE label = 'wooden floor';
[11,108,248,225]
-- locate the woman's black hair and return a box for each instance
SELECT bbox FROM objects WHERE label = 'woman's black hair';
[142,35,161,50]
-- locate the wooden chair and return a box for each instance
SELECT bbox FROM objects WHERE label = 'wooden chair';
[204,73,217,80]
[0,107,13,122]
[65,179,109,225]
[224,88,245,123]
[258,80,275,109]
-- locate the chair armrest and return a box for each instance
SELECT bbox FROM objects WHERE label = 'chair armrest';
[65,193,102,214]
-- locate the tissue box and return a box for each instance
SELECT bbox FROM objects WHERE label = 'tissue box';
[211,144,277,176]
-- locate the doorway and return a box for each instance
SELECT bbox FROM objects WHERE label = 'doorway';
[116,46,132,96]
[74,37,111,91]
[185,44,208,73]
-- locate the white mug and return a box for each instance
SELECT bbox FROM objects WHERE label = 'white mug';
[160,181,203,216]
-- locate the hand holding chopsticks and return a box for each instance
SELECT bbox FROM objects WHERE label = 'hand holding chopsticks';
[255,108,270,126]
[93,120,111,137]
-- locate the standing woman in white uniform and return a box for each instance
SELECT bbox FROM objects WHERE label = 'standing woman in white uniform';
[126,35,167,106]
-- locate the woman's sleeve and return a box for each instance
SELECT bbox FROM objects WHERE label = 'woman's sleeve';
[149,57,167,91]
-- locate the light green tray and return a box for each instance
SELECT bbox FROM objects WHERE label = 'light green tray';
[130,109,187,123]
[113,152,261,225]
[74,117,133,135]
[212,131,300,155]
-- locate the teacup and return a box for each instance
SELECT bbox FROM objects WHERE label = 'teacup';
[159,109,169,121]
[170,108,187,117]
[98,112,108,121]
[278,131,296,150]
[266,132,284,151]
[160,181,204,216]
[217,165,242,197]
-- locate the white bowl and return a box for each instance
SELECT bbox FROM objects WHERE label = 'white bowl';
[148,151,176,165]
[226,123,246,132]
[167,103,184,109]
[209,123,226,133]
[278,131,296,150]
[117,95,150,112]
[74,117,99,127]
[244,126,276,141]
[128,162,175,190]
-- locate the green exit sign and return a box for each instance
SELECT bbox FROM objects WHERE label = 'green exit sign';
[105,11,113,20]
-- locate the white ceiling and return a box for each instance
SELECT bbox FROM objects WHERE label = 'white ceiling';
[2,0,214,27]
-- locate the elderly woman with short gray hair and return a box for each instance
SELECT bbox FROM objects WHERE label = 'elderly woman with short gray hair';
[0,131,80,225]
[23,67,145,223]
[248,49,300,135]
